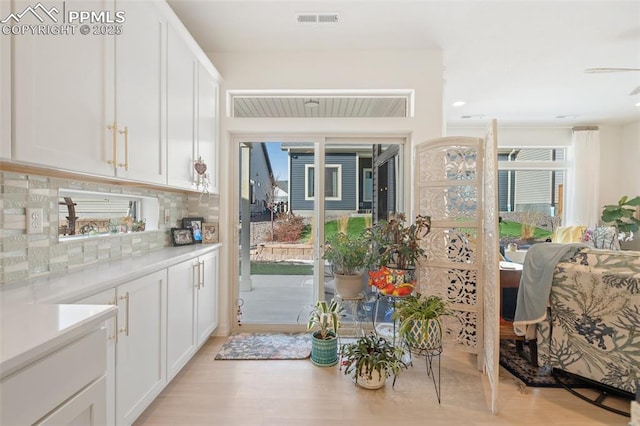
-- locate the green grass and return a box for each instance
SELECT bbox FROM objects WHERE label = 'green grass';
[300,216,369,242]
[249,261,313,275]
[499,221,552,239]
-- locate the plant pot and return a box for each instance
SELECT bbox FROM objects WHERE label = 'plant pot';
[353,366,387,389]
[310,331,338,367]
[334,272,364,298]
[404,319,442,352]
[385,266,417,286]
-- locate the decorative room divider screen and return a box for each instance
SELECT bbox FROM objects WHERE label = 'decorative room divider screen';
[414,127,500,413]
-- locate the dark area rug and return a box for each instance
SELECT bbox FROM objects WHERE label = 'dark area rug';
[215,333,311,360]
[499,341,587,388]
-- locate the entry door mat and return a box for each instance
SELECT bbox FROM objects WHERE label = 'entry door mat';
[215,333,311,360]
[499,341,589,388]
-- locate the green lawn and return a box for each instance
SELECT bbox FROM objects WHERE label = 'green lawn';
[300,216,369,241]
[499,220,552,239]
[249,261,313,275]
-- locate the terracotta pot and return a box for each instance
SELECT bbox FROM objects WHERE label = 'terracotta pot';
[334,272,364,298]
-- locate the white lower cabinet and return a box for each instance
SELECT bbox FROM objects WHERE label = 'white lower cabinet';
[115,270,167,426]
[167,250,219,380]
[76,289,117,426]
[36,376,107,426]
[197,250,219,345]
[0,328,107,426]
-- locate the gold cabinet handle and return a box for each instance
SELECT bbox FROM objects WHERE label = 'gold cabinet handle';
[199,261,205,288]
[119,292,130,336]
[107,122,118,168]
[118,126,129,171]
[193,263,200,288]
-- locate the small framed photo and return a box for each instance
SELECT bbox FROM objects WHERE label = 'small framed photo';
[202,222,219,244]
[182,217,204,243]
[171,228,194,246]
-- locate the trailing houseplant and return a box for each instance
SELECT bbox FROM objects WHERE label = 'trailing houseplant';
[391,292,451,352]
[601,195,640,242]
[323,232,369,298]
[302,299,344,366]
[364,214,432,294]
[340,334,408,389]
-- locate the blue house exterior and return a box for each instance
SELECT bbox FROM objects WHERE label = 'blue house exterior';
[286,149,373,215]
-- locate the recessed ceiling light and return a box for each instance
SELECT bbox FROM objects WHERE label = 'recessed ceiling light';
[461,115,484,119]
[452,101,466,107]
[635,101,640,107]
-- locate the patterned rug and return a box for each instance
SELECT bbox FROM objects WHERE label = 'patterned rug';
[499,341,587,388]
[215,333,312,360]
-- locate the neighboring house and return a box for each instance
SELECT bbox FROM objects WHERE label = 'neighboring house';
[281,143,374,217]
[241,142,277,215]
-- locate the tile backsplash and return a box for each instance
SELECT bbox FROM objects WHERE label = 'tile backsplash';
[0,171,219,285]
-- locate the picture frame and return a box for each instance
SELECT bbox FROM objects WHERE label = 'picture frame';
[202,222,219,244]
[171,228,194,246]
[182,217,204,243]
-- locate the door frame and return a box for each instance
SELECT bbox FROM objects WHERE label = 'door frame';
[226,133,410,333]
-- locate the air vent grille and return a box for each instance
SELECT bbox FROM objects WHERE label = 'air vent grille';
[296,13,339,24]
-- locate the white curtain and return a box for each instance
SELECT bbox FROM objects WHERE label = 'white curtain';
[565,128,600,226]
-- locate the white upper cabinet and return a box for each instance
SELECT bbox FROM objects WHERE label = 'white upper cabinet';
[166,23,196,189]
[8,0,218,190]
[113,0,165,184]
[11,0,115,176]
[196,63,219,194]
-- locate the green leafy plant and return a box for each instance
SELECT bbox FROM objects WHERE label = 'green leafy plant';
[392,292,451,349]
[601,195,640,241]
[340,335,408,385]
[364,214,432,270]
[304,300,343,340]
[323,232,369,275]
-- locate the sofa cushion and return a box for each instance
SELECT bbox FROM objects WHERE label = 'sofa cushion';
[582,226,621,250]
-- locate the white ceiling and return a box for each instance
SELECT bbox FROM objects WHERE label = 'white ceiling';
[167,0,640,127]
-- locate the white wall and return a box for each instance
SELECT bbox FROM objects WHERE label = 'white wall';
[447,126,572,147]
[210,49,443,331]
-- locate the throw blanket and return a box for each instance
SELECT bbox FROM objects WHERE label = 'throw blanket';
[513,243,586,335]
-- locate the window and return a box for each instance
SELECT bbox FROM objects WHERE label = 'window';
[363,168,373,202]
[305,164,342,200]
[498,148,567,216]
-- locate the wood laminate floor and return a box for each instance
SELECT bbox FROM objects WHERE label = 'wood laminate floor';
[135,337,630,426]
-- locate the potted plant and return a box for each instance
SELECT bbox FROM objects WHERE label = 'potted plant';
[340,334,408,389]
[365,214,432,294]
[303,299,343,367]
[392,292,451,352]
[323,232,369,298]
[601,195,640,242]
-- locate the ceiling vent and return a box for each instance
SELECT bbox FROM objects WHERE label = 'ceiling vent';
[296,13,339,24]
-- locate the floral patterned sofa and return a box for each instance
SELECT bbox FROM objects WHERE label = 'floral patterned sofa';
[536,247,640,395]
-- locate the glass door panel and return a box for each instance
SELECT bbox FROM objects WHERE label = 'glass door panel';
[237,141,315,324]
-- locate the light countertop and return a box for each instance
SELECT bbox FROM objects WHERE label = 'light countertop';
[0,243,221,379]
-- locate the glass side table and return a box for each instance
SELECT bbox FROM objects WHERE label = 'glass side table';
[334,294,365,338]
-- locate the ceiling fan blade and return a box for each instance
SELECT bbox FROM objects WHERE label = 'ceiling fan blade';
[630,86,640,96]
[585,67,640,73]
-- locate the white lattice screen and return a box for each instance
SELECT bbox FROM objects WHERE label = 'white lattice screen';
[414,131,500,412]
[415,137,485,363]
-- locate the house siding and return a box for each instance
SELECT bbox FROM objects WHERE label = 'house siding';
[290,153,357,212]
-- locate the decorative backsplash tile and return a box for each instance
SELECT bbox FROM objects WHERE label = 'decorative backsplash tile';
[0,171,219,285]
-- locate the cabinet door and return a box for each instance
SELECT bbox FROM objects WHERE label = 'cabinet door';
[166,24,196,190]
[114,0,165,184]
[166,259,197,380]
[76,289,117,426]
[115,270,166,425]
[11,0,115,175]
[197,250,219,346]
[196,63,219,194]
[36,376,107,426]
